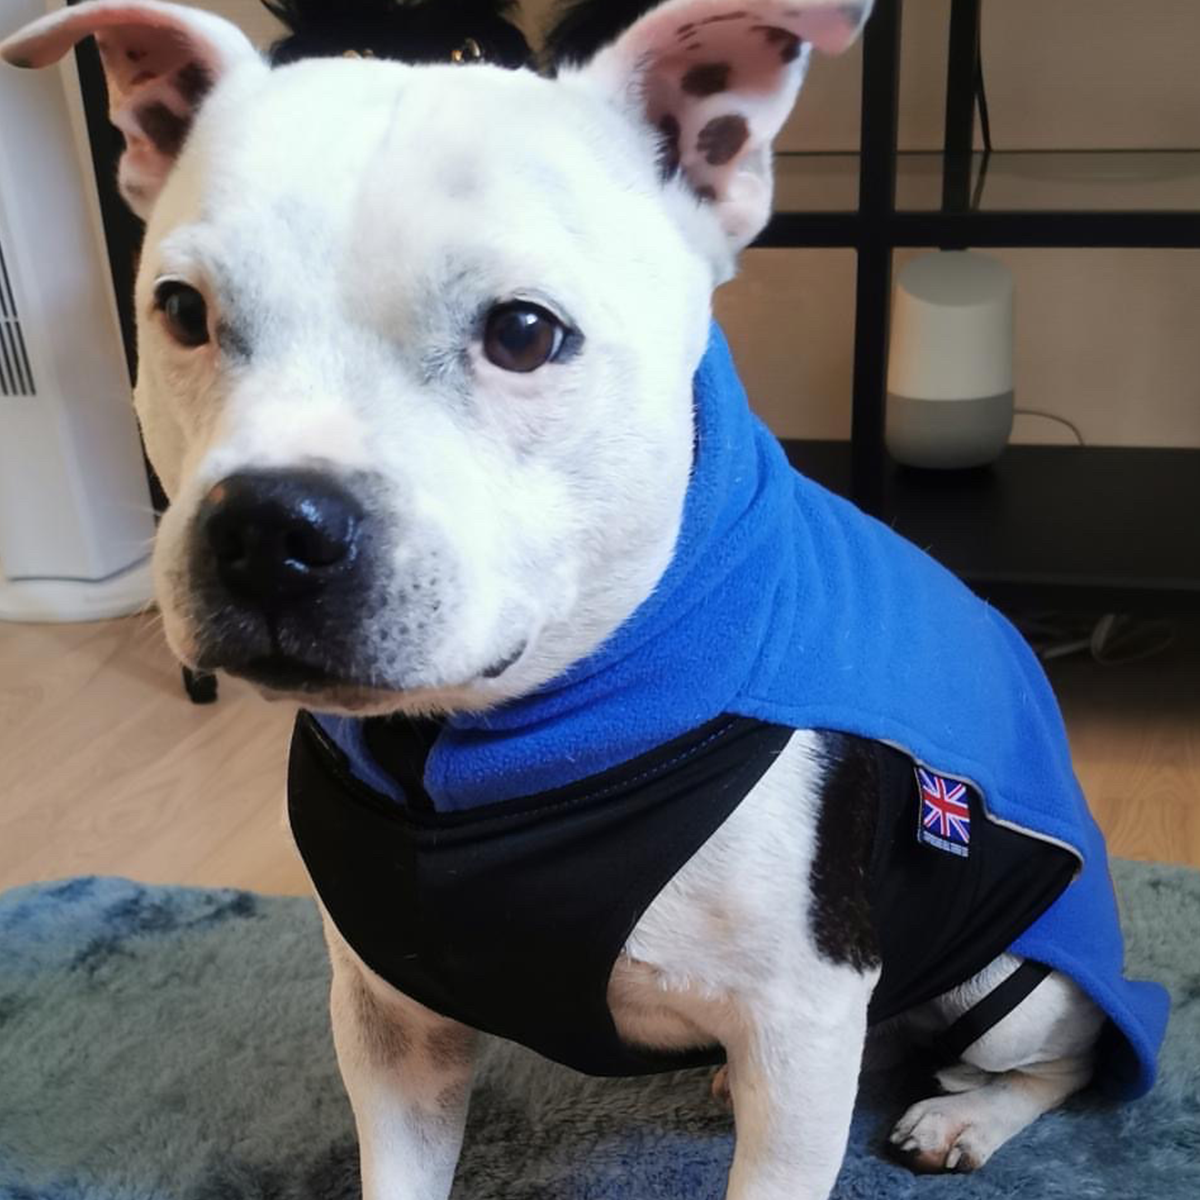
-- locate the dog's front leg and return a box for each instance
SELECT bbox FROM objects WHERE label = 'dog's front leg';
[722,970,875,1200]
[325,922,475,1200]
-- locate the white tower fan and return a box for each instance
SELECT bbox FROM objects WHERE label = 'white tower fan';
[0,0,154,622]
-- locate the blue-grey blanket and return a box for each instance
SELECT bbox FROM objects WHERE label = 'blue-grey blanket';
[2,869,1196,1199]
[321,323,1168,1101]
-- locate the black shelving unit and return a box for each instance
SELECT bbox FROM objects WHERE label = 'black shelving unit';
[759,0,1200,613]
[72,0,1200,613]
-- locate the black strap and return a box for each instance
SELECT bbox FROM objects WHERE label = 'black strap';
[940,959,1055,1063]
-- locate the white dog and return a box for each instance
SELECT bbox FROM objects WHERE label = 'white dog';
[3,3,1167,1198]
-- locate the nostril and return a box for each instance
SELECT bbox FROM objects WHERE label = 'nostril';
[282,527,312,567]
[282,519,355,570]
[196,470,365,605]
[209,521,248,566]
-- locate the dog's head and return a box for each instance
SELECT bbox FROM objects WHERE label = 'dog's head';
[2,0,869,715]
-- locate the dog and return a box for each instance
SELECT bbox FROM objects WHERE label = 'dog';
[3,3,1168,1198]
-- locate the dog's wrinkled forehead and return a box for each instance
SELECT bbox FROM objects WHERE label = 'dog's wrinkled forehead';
[178,63,635,246]
[210,63,612,205]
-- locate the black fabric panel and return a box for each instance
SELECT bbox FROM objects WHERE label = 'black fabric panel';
[866,741,1077,1024]
[289,712,793,1076]
[291,713,1078,1077]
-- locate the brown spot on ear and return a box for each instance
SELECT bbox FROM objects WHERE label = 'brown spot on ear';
[8,57,33,69]
[696,185,718,202]
[754,25,804,63]
[175,60,214,106]
[657,112,682,179]
[685,41,704,52]
[697,113,749,166]
[677,23,697,37]
[126,47,147,63]
[136,102,191,157]
[681,61,731,97]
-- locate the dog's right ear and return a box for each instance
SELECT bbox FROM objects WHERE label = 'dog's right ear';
[566,0,871,263]
[1,1,262,219]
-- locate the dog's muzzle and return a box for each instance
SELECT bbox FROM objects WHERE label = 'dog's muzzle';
[187,468,382,691]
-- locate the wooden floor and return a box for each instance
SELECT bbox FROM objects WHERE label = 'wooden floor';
[1,613,1197,898]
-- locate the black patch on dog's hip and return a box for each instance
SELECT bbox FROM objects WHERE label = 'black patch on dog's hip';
[810,733,883,972]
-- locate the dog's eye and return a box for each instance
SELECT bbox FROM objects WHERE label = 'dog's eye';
[155,281,210,348]
[483,303,566,373]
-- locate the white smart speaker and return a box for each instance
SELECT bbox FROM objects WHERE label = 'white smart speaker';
[886,250,1015,470]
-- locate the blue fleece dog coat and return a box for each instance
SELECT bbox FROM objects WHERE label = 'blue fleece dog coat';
[305,324,1168,1099]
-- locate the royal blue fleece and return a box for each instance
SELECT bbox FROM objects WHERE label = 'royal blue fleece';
[318,323,1169,1100]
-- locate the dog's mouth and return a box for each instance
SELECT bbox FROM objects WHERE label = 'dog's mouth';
[222,654,341,694]
[479,641,527,680]
[210,641,530,707]
[215,654,406,714]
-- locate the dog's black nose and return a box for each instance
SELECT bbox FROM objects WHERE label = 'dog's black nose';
[198,470,364,606]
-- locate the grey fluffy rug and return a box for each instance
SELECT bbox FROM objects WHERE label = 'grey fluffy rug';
[1,862,1197,1199]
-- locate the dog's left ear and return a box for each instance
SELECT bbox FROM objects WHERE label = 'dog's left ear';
[571,0,872,255]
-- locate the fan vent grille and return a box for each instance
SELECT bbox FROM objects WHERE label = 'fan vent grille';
[0,236,36,398]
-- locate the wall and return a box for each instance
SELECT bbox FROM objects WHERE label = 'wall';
[148,1,1200,447]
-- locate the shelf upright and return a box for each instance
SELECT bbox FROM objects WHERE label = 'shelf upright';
[942,0,981,221]
[849,0,903,517]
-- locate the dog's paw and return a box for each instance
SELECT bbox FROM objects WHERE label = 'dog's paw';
[887,1096,997,1174]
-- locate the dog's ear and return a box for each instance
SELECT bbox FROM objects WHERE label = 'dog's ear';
[570,0,871,254]
[1,1,262,219]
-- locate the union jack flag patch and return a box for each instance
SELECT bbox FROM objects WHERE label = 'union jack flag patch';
[917,767,971,858]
